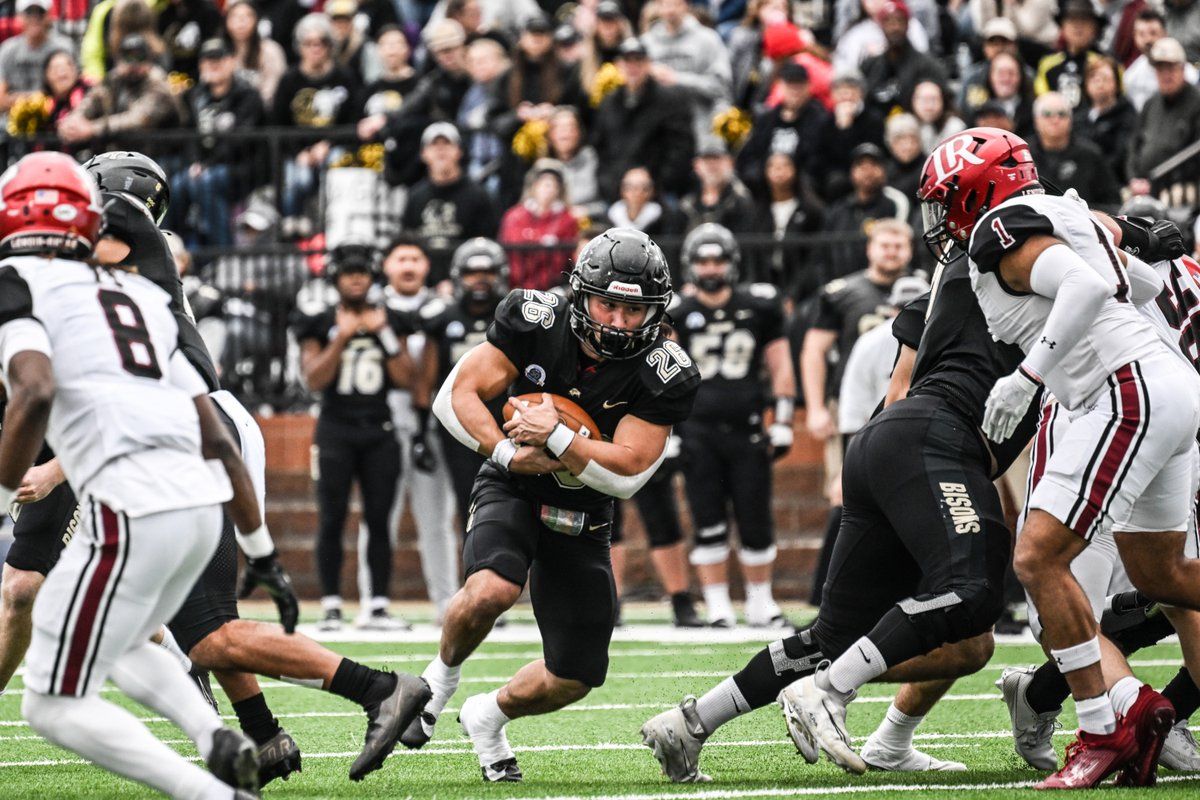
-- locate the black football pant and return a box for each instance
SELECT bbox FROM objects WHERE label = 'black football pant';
[314,416,400,599]
[609,464,684,548]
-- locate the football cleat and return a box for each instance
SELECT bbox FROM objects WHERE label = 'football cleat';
[640,696,712,782]
[356,608,412,632]
[779,664,866,774]
[1115,685,1175,787]
[318,607,343,632]
[349,673,432,781]
[460,693,520,782]
[1035,726,1138,789]
[207,728,260,793]
[481,757,523,782]
[708,615,737,629]
[191,668,218,714]
[860,735,967,772]
[671,594,705,628]
[400,710,437,749]
[996,666,1060,770]
[257,729,302,786]
[1160,720,1200,770]
[746,599,790,629]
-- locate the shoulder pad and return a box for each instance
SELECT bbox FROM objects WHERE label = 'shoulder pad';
[969,201,1055,275]
[495,288,564,333]
[0,265,34,327]
[419,298,447,319]
[748,282,778,299]
[639,338,701,394]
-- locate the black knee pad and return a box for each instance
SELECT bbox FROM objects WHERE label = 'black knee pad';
[897,579,1003,650]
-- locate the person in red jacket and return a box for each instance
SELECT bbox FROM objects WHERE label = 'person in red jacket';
[499,158,580,291]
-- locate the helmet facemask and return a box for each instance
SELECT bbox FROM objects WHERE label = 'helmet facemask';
[568,275,668,360]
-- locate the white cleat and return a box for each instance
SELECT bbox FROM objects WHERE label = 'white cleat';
[779,663,866,775]
[861,735,967,772]
[640,696,712,783]
[459,694,520,782]
[995,666,1059,771]
[1160,721,1200,771]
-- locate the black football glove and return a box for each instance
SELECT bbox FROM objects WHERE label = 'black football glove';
[411,431,437,473]
[239,551,299,634]
[1147,219,1186,262]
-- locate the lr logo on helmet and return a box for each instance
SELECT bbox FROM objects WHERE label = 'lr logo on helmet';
[932,134,985,184]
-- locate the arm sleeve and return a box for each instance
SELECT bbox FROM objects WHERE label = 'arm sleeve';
[167,348,209,398]
[1125,254,1165,307]
[0,318,52,380]
[1023,243,1114,380]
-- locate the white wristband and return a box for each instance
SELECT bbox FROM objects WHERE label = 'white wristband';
[235,523,275,559]
[377,327,402,357]
[545,423,576,459]
[491,438,519,470]
[0,485,13,514]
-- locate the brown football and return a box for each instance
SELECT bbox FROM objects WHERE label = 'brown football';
[502,392,601,440]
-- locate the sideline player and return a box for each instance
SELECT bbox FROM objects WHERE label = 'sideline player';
[408,228,699,782]
[0,151,263,797]
[671,223,796,628]
[920,128,1200,788]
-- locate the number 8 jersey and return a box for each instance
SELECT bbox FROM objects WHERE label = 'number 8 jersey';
[0,258,232,517]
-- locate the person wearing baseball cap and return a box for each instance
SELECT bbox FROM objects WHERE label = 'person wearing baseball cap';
[1033,0,1105,109]
[956,16,1033,117]
[1126,36,1200,196]
[823,144,909,275]
[735,59,828,193]
[859,0,949,114]
[0,0,73,113]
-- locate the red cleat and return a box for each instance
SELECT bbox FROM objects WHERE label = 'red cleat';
[1115,685,1175,787]
[1034,725,1138,790]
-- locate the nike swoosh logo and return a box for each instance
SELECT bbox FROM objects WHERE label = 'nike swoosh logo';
[858,646,872,664]
[602,400,628,409]
[588,523,608,531]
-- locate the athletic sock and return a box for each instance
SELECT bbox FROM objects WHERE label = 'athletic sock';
[321,595,342,612]
[468,690,513,765]
[694,677,751,735]
[155,626,192,673]
[826,636,886,695]
[330,658,395,708]
[732,631,824,708]
[702,583,735,623]
[369,596,389,613]
[1162,667,1200,720]
[1026,660,1071,713]
[745,581,776,618]
[871,702,923,751]
[421,656,461,720]
[1076,693,1117,735]
[232,693,282,746]
[1109,676,1144,718]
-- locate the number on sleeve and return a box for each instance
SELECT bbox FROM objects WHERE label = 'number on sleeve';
[98,289,162,379]
[646,340,693,383]
[991,217,1016,250]
[520,289,559,329]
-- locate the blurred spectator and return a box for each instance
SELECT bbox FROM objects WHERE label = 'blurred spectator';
[81,0,164,81]
[401,122,500,283]
[498,158,578,291]
[1073,55,1136,183]
[359,26,418,120]
[1164,0,1200,63]
[349,0,401,40]
[823,143,909,277]
[58,33,180,146]
[973,99,1018,130]
[604,166,685,240]
[860,0,946,114]
[1028,91,1120,205]
[976,50,1035,135]
[222,0,285,105]
[834,0,940,47]
[957,16,1027,115]
[736,61,829,198]
[1124,9,1197,112]
[272,13,359,220]
[681,137,757,234]
[157,0,222,80]
[580,0,631,92]
[493,14,585,142]
[969,0,1060,57]
[592,38,694,201]
[728,0,792,109]
[642,0,731,139]
[442,0,484,44]
[0,0,73,114]
[833,0,932,73]
[454,36,507,195]
[427,0,539,42]
[328,0,370,81]
[169,38,265,247]
[910,80,964,154]
[1126,37,1200,195]
[753,151,824,296]
[42,50,90,131]
[1034,0,1105,109]
[554,24,584,68]
[815,71,886,198]
[546,105,604,221]
[884,113,923,203]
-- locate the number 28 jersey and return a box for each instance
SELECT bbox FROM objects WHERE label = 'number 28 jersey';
[486,289,700,512]
[0,258,231,517]
[670,284,786,426]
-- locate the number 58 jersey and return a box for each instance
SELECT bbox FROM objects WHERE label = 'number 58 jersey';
[0,257,232,517]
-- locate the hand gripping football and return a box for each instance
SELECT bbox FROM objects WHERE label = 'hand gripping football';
[502,393,601,440]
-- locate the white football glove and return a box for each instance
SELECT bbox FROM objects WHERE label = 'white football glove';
[982,368,1040,442]
[769,422,794,460]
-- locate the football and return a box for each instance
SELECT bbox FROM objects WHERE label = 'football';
[502,392,601,440]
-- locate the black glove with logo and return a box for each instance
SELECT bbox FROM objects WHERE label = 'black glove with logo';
[238,551,299,634]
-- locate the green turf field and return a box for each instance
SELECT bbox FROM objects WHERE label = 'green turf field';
[2,609,1198,799]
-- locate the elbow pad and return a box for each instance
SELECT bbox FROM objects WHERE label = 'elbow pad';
[577,442,669,500]
[432,352,482,453]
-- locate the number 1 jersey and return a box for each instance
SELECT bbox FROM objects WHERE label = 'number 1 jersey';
[0,258,231,517]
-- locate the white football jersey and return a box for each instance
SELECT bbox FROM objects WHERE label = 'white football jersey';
[1139,255,1200,374]
[0,257,231,517]
[966,192,1168,411]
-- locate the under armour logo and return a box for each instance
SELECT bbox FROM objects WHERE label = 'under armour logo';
[1040,336,1056,350]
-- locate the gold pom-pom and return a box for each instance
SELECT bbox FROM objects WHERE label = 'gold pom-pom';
[589,61,624,108]
[7,93,51,137]
[511,119,549,162]
[167,72,194,95]
[712,106,752,151]
[357,143,384,172]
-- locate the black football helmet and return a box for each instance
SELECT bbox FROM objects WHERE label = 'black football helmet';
[327,242,380,280]
[451,237,510,303]
[569,227,671,359]
[1119,195,1169,223]
[83,151,170,225]
[682,222,740,291]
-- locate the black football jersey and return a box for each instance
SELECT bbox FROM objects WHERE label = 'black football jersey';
[485,288,700,512]
[104,192,221,393]
[671,284,786,426]
[811,271,896,398]
[418,297,496,386]
[293,304,416,424]
[905,261,1039,476]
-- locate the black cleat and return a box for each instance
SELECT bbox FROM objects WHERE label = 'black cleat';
[191,668,218,714]
[400,710,436,749]
[671,593,705,628]
[257,729,302,786]
[349,673,432,781]
[482,757,523,782]
[207,728,260,793]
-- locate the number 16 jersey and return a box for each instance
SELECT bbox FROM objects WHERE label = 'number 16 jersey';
[0,258,231,517]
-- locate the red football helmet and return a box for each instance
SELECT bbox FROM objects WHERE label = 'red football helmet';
[917,127,1040,263]
[0,152,104,259]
